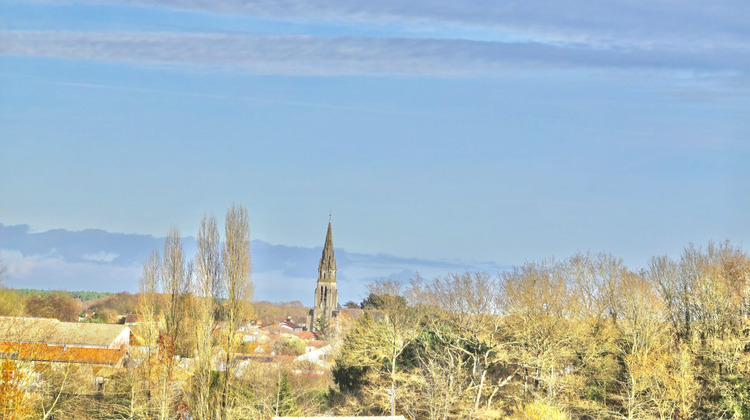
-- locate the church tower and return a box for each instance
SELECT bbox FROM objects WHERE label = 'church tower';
[307,219,338,332]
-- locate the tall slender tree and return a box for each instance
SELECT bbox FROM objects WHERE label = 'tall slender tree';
[162,225,190,344]
[137,250,161,417]
[159,226,191,420]
[220,204,252,418]
[192,214,222,420]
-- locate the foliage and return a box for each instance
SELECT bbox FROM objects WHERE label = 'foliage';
[280,336,307,356]
[254,300,309,324]
[717,375,750,419]
[85,292,139,314]
[331,243,750,419]
[80,308,121,324]
[0,359,35,420]
[275,371,303,416]
[3,240,749,420]
[0,288,25,316]
[517,401,570,420]
[25,293,81,321]
[314,315,331,338]
[360,292,407,310]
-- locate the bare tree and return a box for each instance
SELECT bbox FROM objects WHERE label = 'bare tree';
[417,272,507,416]
[136,250,161,418]
[0,256,7,285]
[37,363,93,420]
[192,213,223,420]
[366,279,422,417]
[220,204,252,419]
[162,225,191,345]
[648,255,682,336]
[154,226,192,420]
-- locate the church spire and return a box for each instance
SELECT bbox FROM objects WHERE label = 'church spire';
[318,219,336,282]
[308,218,339,332]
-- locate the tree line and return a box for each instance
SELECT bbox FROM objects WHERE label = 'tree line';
[0,287,139,323]
[332,241,750,419]
[2,237,749,419]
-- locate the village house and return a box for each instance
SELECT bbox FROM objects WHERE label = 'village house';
[78,312,95,322]
[241,327,270,343]
[296,340,339,368]
[264,325,298,337]
[0,316,132,366]
[279,317,303,332]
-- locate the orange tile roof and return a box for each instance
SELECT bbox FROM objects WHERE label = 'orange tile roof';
[307,340,329,348]
[0,341,127,365]
[295,331,316,340]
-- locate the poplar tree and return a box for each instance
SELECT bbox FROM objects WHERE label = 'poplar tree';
[192,214,222,420]
[220,204,252,418]
[162,225,190,345]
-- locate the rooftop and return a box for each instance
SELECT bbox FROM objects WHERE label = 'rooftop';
[0,316,131,348]
[0,341,127,365]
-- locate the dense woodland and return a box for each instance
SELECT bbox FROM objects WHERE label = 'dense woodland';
[1,234,749,418]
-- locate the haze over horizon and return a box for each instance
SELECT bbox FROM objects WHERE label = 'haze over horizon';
[1,1,748,302]
[0,222,509,303]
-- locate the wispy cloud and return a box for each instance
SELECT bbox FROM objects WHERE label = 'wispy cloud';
[45,1,750,50]
[2,30,746,77]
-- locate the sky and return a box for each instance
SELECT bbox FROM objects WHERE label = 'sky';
[1,1,749,302]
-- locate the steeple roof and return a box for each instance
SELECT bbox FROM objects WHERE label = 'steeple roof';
[318,219,336,281]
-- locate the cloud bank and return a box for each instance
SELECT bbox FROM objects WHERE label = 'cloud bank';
[4,1,748,78]
[0,223,508,302]
[2,31,746,77]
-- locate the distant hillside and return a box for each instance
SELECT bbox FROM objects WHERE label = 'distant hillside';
[0,223,509,302]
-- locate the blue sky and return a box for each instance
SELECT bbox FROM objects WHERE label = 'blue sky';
[1,1,749,301]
